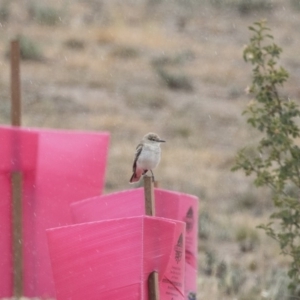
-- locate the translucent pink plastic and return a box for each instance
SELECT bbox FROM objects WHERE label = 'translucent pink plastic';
[47,216,186,300]
[71,187,199,299]
[0,126,110,298]
[0,127,38,297]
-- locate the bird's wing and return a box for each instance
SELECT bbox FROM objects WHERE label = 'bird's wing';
[132,143,143,173]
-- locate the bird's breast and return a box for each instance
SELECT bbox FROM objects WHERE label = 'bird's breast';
[137,146,161,170]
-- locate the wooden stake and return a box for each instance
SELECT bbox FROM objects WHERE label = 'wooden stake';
[11,40,21,127]
[11,172,23,297]
[10,40,23,297]
[148,271,160,300]
[143,176,160,300]
[144,176,155,216]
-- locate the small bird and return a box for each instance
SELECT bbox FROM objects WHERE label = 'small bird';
[129,132,166,183]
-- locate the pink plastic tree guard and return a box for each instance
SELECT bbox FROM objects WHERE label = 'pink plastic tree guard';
[0,127,38,297]
[47,216,186,300]
[71,187,199,300]
[0,126,110,298]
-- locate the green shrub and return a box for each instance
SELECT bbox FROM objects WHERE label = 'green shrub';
[17,35,43,61]
[64,39,85,51]
[235,0,273,14]
[199,211,213,240]
[156,67,193,91]
[232,21,300,295]
[151,51,195,67]
[204,250,217,276]
[110,45,139,59]
[28,2,62,26]
[209,0,273,14]
[235,226,260,252]
[218,263,246,295]
[290,0,300,10]
[0,1,10,22]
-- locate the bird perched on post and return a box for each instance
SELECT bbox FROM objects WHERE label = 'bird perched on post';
[129,132,166,183]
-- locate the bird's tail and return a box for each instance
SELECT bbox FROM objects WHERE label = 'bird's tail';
[129,169,146,184]
[129,172,141,183]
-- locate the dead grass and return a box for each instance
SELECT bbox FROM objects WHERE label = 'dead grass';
[1,0,300,299]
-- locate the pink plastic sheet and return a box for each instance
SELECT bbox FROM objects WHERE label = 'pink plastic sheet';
[0,127,38,297]
[0,126,110,298]
[47,216,186,300]
[71,187,199,299]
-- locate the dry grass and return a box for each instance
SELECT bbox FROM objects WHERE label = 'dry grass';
[1,0,300,299]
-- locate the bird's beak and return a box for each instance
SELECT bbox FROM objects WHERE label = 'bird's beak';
[159,139,166,143]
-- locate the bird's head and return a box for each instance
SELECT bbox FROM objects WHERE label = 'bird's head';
[144,132,166,144]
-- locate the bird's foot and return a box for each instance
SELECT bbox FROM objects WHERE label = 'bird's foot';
[150,170,155,183]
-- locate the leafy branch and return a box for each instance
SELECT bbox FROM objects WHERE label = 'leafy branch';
[233,20,300,294]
